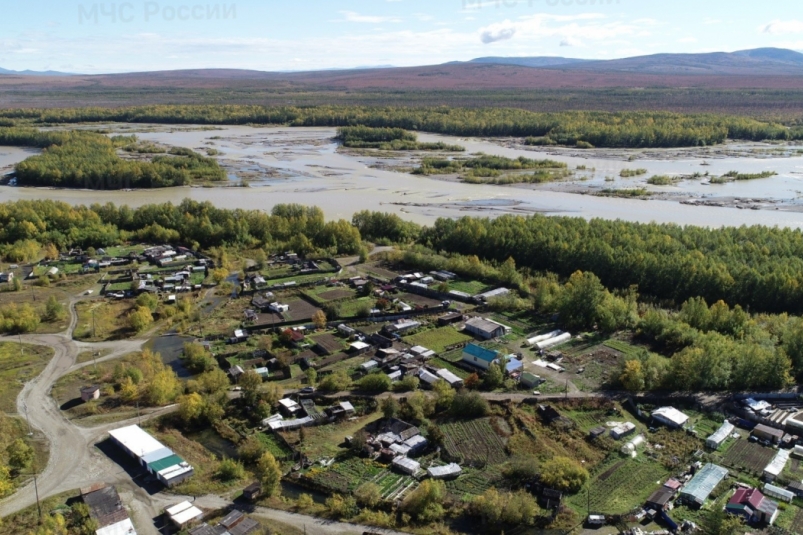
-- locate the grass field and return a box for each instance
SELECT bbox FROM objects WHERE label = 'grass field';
[568,456,669,515]
[284,412,383,460]
[404,326,472,353]
[448,280,490,295]
[337,296,375,318]
[73,299,136,341]
[0,342,54,413]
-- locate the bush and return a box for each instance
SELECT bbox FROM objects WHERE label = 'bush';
[216,458,245,481]
[450,391,490,418]
[357,373,391,393]
[540,457,589,493]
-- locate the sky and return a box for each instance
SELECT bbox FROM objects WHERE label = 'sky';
[1,0,803,74]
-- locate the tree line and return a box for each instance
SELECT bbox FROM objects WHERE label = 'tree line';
[0,127,225,189]
[2,105,801,148]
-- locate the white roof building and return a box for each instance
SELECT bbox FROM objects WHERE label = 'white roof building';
[96,518,137,535]
[652,407,689,428]
[764,449,791,481]
[427,463,462,479]
[436,368,463,387]
[108,425,166,458]
[706,421,736,449]
[418,369,440,386]
[360,360,379,371]
[350,341,370,352]
[392,456,421,475]
[166,501,204,527]
[278,398,300,412]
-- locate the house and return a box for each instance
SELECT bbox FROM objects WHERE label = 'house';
[81,484,136,535]
[464,317,510,340]
[108,425,193,487]
[753,424,785,445]
[384,319,421,335]
[679,464,728,506]
[646,486,675,511]
[652,407,689,429]
[326,402,355,419]
[404,435,428,456]
[726,488,779,525]
[461,343,499,371]
[763,449,790,482]
[610,422,636,440]
[80,385,101,402]
[350,341,371,354]
[428,463,462,479]
[436,368,464,388]
[706,421,735,450]
[392,456,421,475]
[166,501,204,528]
[229,365,245,382]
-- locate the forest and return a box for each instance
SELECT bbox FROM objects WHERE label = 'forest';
[0,127,225,189]
[1,105,801,148]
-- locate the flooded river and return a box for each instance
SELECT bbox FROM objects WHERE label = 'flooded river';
[3,125,803,228]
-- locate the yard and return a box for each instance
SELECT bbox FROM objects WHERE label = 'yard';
[282,411,383,460]
[73,299,137,341]
[403,326,472,353]
[397,292,442,309]
[447,280,490,295]
[302,286,356,305]
[440,417,510,466]
[0,342,54,413]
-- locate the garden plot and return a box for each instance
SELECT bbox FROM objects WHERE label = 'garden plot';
[722,439,776,474]
[404,326,473,353]
[397,292,442,308]
[444,466,503,499]
[285,298,322,322]
[370,469,418,501]
[440,417,509,466]
[304,458,385,494]
[569,457,669,515]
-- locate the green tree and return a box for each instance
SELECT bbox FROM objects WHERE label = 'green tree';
[380,396,400,419]
[319,371,351,393]
[450,391,490,418]
[128,306,153,333]
[357,373,391,393]
[483,361,505,390]
[402,479,446,523]
[183,342,216,373]
[432,379,455,411]
[135,292,158,311]
[217,458,245,482]
[256,451,282,497]
[239,370,263,406]
[305,367,317,386]
[145,369,181,406]
[540,457,589,493]
[6,438,34,472]
[354,482,382,508]
[237,435,267,463]
[43,295,64,322]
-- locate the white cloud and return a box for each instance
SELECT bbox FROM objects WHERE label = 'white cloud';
[678,37,697,43]
[560,37,583,47]
[338,11,401,24]
[480,21,516,44]
[762,20,803,35]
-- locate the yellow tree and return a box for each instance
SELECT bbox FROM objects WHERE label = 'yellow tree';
[256,452,282,497]
[619,360,645,392]
[311,310,327,330]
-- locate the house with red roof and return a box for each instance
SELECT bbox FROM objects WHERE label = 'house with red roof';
[725,488,779,526]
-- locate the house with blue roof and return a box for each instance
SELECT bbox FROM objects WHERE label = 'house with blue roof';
[461,344,499,371]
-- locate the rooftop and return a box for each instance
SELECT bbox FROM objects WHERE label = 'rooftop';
[108,425,166,459]
[463,343,498,363]
[681,463,728,504]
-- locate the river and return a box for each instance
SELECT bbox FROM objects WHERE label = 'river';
[2,125,803,229]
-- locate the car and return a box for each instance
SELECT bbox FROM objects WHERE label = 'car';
[749,435,759,442]
[84,289,94,295]
[107,292,124,299]
[230,386,242,392]
[760,439,772,447]
[300,387,316,394]
[532,391,541,396]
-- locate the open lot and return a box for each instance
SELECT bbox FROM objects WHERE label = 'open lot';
[282,411,382,460]
[568,457,669,515]
[0,342,54,413]
[404,326,473,353]
[310,332,347,355]
[397,292,442,308]
[73,299,136,341]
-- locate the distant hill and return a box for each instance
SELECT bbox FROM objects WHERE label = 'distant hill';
[0,67,73,76]
[467,48,803,75]
[467,56,588,68]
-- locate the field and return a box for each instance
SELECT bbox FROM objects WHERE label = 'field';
[256,432,294,459]
[284,412,383,460]
[568,457,669,515]
[722,439,776,475]
[283,298,322,322]
[73,299,136,341]
[0,342,54,413]
[311,332,348,355]
[440,417,509,466]
[448,280,490,295]
[304,458,386,494]
[337,296,375,318]
[403,326,473,353]
[302,286,356,305]
[444,466,503,500]
[397,292,442,309]
[0,283,83,334]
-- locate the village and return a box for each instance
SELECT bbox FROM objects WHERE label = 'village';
[6,242,803,535]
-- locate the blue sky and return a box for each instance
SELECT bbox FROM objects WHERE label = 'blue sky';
[1,0,802,73]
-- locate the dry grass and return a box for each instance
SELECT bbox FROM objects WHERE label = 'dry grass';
[73,299,136,341]
[0,341,54,413]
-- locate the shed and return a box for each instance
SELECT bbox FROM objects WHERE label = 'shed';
[610,422,636,440]
[419,369,440,386]
[464,317,509,340]
[520,372,544,389]
[360,360,379,372]
[706,421,735,450]
[646,486,675,511]
[764,484,794,503]
[589,426,607,439]
[81,385,101,402]
[243,482,262,501]
[436,368,464,388]
[427,463,462,479]
[787,481,803,497]
[404,435,428,455]
[503,358,523,375]
[679,464,728,506]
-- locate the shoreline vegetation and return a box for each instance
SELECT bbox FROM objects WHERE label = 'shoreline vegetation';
[1,105,802,148]
[413,154,570,184]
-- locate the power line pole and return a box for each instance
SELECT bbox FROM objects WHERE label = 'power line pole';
[23,401,32,436]
[92,308,96,339]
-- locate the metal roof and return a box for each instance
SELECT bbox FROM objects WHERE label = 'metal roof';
[462,343,498,362]
[148,454,184,473]
[428,463,462,479]
[141,447,174,465]
[680,464,728,504]
[96,518,137,535]
[764,449,791,477]
[108,425,167,459]
[392,457,421,473]
[706,421,735,446]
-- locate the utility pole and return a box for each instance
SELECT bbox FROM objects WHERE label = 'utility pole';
[23,401,32,436]
[92,308,96,339]
[31,463,42,523]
